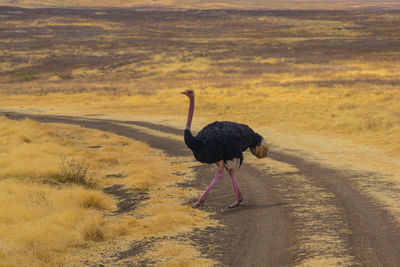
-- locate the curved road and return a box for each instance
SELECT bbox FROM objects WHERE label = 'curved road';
[2,111,400,266]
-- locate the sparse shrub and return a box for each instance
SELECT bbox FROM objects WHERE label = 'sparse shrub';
[105,172,126,178]
[78,190,114,211]
[134,187,150,194]
[82,216,106,242]
[84,226,106,241]
[59,73,73,80]
[52,155,95,188]
[16,70,37,81]
[19,135,32,143]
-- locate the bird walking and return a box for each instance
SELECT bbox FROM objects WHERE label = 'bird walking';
[181,90,269,208]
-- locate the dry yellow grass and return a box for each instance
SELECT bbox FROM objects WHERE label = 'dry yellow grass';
[2,71,398,155]
[0,117,217,266]
[3,0,400,9]
[0,181,117,266]
[0,16,121,30]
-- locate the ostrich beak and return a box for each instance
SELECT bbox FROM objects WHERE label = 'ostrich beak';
[181,91,188,95]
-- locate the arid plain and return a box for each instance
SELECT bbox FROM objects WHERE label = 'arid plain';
[1,3,400,266]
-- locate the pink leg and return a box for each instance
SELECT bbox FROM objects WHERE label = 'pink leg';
[227,169,243,208]
[193,160,225,208]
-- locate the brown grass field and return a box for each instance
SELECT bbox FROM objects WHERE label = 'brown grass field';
[1,2,400,266]
[2,0,400,9]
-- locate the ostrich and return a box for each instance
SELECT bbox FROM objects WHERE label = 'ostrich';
[181,89,269,208]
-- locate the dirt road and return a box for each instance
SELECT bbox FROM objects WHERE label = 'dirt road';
[3,111,400,266]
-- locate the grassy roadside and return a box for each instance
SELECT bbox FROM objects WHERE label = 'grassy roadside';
[2,77,399,157]
[0,117,217,266]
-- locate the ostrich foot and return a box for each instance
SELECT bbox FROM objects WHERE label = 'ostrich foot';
[228,197,243,209]
[192,197,206,208]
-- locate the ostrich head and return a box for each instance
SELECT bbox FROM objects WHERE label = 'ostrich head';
[181,89,194,98]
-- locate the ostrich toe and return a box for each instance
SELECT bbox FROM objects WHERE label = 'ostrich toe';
[192,197,206,208]
[228,197,243,209]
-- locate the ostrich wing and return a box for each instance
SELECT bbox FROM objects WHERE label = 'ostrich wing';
[194,121,247,164]
[197,121,261,151]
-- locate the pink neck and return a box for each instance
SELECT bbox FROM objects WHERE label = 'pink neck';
[186,95,194,130]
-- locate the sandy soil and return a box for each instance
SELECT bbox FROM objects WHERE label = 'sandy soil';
[2,110,400,266]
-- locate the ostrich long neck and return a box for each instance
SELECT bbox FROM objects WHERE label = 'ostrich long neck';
[186,94,195,130]
[184,94,203,151]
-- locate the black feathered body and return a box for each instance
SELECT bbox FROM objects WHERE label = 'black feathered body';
[184,121,263,167]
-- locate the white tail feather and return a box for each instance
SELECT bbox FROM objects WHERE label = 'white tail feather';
[224,158,241,170]
[250,138,269,159]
